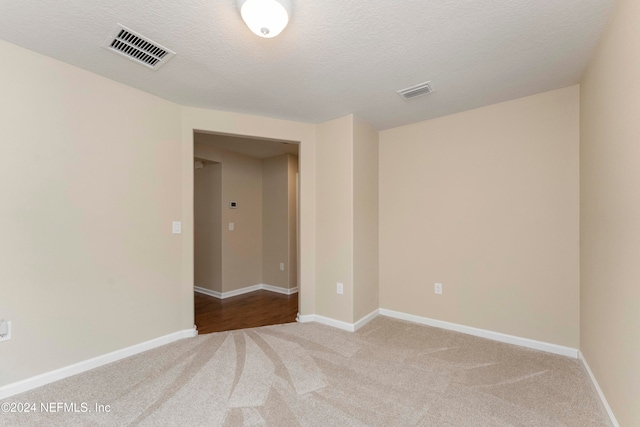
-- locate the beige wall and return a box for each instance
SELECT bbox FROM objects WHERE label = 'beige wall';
[353,117,379,320]
[288,155,299,289]
[194,162,222,292]
[262,154,290,288]
[315,116,354,323]
[182,108,317,316]
[221,150,263,292]
[580,1,640,424]
[380,86,580,347]
[315,114,379,323]
[194,143,263,293]
[0,39,183,386]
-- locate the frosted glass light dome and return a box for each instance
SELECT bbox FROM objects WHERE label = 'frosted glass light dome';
[238,0,292,38]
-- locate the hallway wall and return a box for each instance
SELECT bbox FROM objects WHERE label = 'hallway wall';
[194,162,222,293]
[194,143,263,293]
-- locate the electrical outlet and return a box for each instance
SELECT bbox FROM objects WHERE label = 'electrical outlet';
[0,320,12,342]
[228,222,234,231]
[280,262,285,271]
[337,282,344,295]
[434,283,443,295]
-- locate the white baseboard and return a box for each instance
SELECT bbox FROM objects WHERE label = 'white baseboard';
[296,308,579,360]
[261,284,299,295]
[354,309,380,331]
[296,313,354,331]
[296,309,379,332]
[379,308,579,358]
[298,307,578,358]
[312,315,357,332]
[194,286,223,299]
[0,327,197,401]
[578,351,620,427]
[296,313,315,324]
[195,284,298,299]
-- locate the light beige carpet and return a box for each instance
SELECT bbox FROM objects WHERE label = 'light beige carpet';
[1,317,608,426]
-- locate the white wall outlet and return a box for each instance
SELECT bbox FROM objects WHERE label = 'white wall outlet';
[280,262,285,271]
[172,221,182,234]
[434,282,443,295]
[337,282,344,295]
[0,320,12,342]
[228,222,234,231]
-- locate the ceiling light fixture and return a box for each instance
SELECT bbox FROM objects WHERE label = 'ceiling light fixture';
[237,0,292,38]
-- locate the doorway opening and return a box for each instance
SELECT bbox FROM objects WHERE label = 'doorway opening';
[193,131,300,333]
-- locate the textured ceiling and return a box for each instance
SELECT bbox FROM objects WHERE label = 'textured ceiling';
[0,0,613,130]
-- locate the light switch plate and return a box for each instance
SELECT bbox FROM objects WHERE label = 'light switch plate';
[172,221,182,234]
[0,320,12,342]
[229,222,234,231]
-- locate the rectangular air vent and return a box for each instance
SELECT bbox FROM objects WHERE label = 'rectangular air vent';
[397,81,433,100]
[102,24,175,71]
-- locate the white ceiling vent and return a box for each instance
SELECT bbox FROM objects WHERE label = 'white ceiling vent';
[397,81,433,100]
[102,24,175,71]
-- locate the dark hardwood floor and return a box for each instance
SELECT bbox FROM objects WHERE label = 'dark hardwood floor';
[194,290,299,334]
